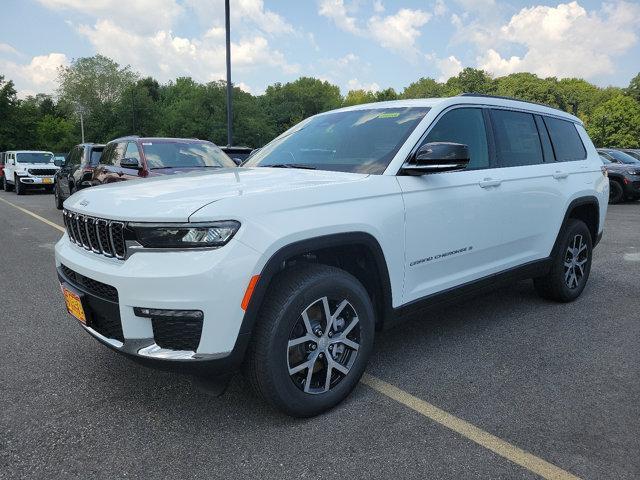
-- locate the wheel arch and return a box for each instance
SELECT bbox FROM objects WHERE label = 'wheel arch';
[240,232,394,338]
[552,196,600,257]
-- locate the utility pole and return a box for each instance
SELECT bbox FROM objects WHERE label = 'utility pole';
[225,0,233,147]
[79,111,85,143]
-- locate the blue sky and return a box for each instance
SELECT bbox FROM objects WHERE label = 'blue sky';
[1,0,639,98]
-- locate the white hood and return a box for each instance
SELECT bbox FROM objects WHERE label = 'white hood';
[63,167,368,222]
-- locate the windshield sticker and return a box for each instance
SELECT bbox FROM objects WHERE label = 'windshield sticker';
[378,112,400,119]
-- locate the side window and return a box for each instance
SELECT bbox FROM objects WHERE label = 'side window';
[100,144,115,165]
[543,117,587,162]
[534,115,555,162]
[68,147,81,166]
[423,108,489,169]
[125,142,140,161]
[491,109,543,167]
[112,142,127,167]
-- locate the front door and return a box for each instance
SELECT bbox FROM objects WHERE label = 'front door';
[397,106,509,303]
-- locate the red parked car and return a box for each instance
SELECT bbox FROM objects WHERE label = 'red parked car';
[0,152,5,189]
[91,137,236,185]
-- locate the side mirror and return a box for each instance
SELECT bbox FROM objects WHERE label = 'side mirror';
[79,180,93,189]
[402,142,470,175]
[232,157,243,166]
[121,157,142,169]
[54,159,64,167]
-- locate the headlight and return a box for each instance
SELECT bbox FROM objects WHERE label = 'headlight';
[129,221,240,248]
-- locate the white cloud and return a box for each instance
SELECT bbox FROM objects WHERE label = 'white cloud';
[318,0,363,35]
[0,52,69,97]
[318,0,431,58]
[368,9,431,58]
[477,1,640,79]
[434,0,447,16]
[77,20,299,85]
[186,0,294,35]
[0,43,20,56]
[373,0,385,14]
[436,55,463,81]
[36,0,183,32]
[347,78,380,92]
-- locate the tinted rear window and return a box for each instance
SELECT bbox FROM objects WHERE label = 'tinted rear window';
[543,117,586,162]
[491,110,543,167]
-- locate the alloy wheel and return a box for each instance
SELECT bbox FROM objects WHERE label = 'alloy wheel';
[564,234,588,289]
[287,296,360,394]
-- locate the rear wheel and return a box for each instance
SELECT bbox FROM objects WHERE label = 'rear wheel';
[534,219,592,302]
[4,175,13,192]
[609,180,623,204]
[0,175,4,191]
[244,264,375,417]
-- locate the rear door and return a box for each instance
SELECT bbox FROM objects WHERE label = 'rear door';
[487,108,566,262]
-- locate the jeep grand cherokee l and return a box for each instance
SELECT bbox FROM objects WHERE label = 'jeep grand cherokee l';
[55,95,608,417]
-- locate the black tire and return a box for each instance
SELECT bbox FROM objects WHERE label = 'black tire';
[14,177,24,195]
[4,175,13,192]
[534,219,592,302]
[0,175,4,191]
[54,182,64,209]
[244,264,375,417]
[609,180,623,204]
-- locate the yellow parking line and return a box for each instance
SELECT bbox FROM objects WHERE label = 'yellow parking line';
[362,374,581,480]
[0,196,65,233]
[2,194,581,479]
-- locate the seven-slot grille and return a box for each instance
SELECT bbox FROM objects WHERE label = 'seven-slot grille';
[28,168,57,176]
[63,209,127,259]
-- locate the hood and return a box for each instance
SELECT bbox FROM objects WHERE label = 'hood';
[63,167,368,222]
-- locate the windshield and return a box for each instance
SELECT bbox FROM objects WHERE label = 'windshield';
[623,150,640,161]
[16,152,53,164]
[244,107,430,174]
[90,148,103,166]
[142,141,236,169]
[605,150,640,164]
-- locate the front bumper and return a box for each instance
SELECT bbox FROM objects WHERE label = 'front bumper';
[55,234,261,374]
[18,175,55,185]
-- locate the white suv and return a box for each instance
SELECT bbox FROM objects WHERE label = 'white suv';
[55,96,608,416]
[3,150,58,194]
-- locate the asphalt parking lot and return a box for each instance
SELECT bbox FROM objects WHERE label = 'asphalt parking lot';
[1,189,638,480]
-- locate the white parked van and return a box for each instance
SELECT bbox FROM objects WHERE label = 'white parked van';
[3,150,58,195]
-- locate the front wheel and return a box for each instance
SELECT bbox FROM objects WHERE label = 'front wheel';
[15,177,24,195]
[54,183,64,209]
[609,180,623,204]
[534,219,593,302]
[244,264,375,417]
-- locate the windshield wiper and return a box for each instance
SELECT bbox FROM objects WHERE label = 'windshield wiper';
[267,163,317,170]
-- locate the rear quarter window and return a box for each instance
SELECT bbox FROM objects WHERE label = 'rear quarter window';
[543,117,587,162]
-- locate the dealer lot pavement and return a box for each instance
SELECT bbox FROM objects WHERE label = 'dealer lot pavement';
[1,190,638,479]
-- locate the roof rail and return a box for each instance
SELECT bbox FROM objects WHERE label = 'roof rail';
[110,135,140,142]
[458,93,555,110]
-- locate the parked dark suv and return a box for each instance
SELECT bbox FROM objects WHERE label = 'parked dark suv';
[598,149,640,203]
[54,143,105,209]
[91,136,235,185]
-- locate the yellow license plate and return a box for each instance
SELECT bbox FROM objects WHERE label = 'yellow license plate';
[63,287,86,324]
[43,178,53,184]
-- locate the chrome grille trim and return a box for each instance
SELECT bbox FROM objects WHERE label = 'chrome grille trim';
[63,209,127,260]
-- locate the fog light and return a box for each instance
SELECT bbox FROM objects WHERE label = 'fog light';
[134,307,203,319]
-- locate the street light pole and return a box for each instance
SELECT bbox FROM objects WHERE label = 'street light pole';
[225,0,233,147]
[80,111,85,143]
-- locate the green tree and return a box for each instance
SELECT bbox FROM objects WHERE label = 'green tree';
[587,95,640,148]
[375,87,398,102]
[0,75,19,150]
[57,54,138,142]
[626,72,640,103]
[343,89,377,106]
[495,73,561,107]
[36,115,76,152]
[445,68,495,95]
[261,77,342,133]
[401,77,446,99]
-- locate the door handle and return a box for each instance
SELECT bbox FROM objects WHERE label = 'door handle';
[553,171,569,179]
[479,178,502,188]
